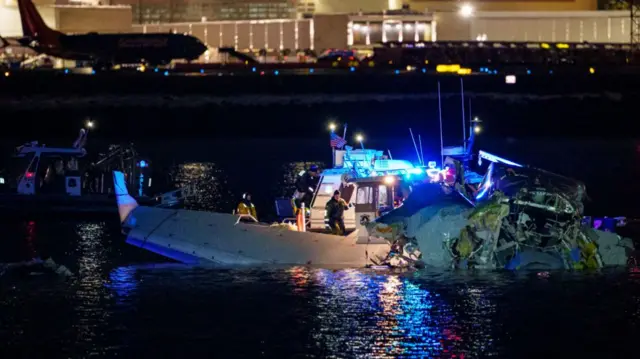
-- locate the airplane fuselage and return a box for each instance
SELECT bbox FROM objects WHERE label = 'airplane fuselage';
[34,32,208,65]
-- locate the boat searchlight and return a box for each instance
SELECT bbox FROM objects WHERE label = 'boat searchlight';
[384,175,395,185]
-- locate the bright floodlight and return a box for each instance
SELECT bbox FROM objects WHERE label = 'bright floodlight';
[459,3,474,18]
[474,126,482,134]
[86,120,94,128]
[384,175,395,185]
[329,123,336,131]
[505,75,516,84]
[356,134,364,142]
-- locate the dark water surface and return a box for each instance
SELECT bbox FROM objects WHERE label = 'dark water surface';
[1,219,640,358]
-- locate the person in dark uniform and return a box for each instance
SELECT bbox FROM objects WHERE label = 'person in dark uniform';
[325,190,349,235]
[293,164,320,212]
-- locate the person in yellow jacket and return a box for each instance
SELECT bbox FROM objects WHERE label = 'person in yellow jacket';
[236,192,258,221]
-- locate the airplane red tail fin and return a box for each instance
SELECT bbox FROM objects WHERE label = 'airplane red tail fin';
[17,0,61,46]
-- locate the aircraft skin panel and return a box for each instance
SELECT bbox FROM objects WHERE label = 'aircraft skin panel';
[123,206,390,267]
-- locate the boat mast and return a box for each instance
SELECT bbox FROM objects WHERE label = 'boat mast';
[460,77,466,153]
[408,128,422,165]
[437,82,444,168]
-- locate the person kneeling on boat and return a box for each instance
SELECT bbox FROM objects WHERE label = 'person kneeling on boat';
[236,192,258,221]
[326,190,349,235]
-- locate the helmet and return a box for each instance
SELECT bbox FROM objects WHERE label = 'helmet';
[242,192,251,199]
[309,164,319,172]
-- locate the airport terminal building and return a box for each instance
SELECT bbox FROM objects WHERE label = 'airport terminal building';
[0,0,635,61]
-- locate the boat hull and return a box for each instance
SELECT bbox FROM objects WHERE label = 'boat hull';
[123,206,391,267]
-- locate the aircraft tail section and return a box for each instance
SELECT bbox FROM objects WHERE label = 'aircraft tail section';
[17,0,61,46]
[113,171,139,223]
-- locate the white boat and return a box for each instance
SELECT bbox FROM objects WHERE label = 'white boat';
[0,129,155,216]
[113,146,433,267]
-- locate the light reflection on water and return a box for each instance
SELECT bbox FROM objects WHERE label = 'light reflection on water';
[2,221,640,357]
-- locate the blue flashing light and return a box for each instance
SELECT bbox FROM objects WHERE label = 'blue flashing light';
[309,68,314,73]
[493,70,498,74]
[64,69,69,74]
[163,71,169,76]
[350,66,355,72]
[475,163,494,201]
[526,69,531,75]
[274,70,279,75]
[394,70,400,75]
[154,68,159,73]
[138,160,148,168]
[91,70,95,75]
[422,68,426,73]
[200,69,204,73]
[549,70,553,74]
[252,67,256,72]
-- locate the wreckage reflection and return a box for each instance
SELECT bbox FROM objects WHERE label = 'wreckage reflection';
[299,268,493,358]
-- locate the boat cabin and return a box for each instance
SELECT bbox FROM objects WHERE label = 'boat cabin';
[308,172,414,238]
[12,142,86,196]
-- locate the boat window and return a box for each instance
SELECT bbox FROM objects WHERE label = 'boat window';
[356,186,373,204]
[378,185,389,207]
[354,185,376,213]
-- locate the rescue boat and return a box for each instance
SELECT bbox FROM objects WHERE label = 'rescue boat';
[114,146,435,266]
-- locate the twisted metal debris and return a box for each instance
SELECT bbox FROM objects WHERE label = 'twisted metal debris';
[366,157,635,270]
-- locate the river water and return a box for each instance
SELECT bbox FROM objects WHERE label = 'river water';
[1,219,640,358]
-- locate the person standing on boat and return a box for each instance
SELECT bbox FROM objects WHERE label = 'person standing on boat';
[326,190,349,235]
[293,164,320,213]
[236,192,258,221]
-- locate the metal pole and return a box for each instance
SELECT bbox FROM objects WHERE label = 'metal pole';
[469,97,473,131]
[460,77,466,153]
[418,134,424,166]
[332,147,336,168]
[409,128,421,165]
[438,82,444,168]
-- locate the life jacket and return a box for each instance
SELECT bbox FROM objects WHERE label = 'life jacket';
[236,200,257,219]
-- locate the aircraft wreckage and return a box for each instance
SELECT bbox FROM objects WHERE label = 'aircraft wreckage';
[367,154,635,270]
[114,144,635,270]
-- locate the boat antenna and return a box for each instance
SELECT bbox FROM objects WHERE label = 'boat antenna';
[418,134,424,166]
[460,77,467,153]
[408,128,422,165]
[387,149,393,159]
[438,82,444,168]
[343,123,348,141]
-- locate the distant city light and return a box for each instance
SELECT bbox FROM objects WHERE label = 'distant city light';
[505,75,516,84]
[459,3,475,18]
[589,67,595,74]
[3,72,8,77]
[86,120,94,128]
